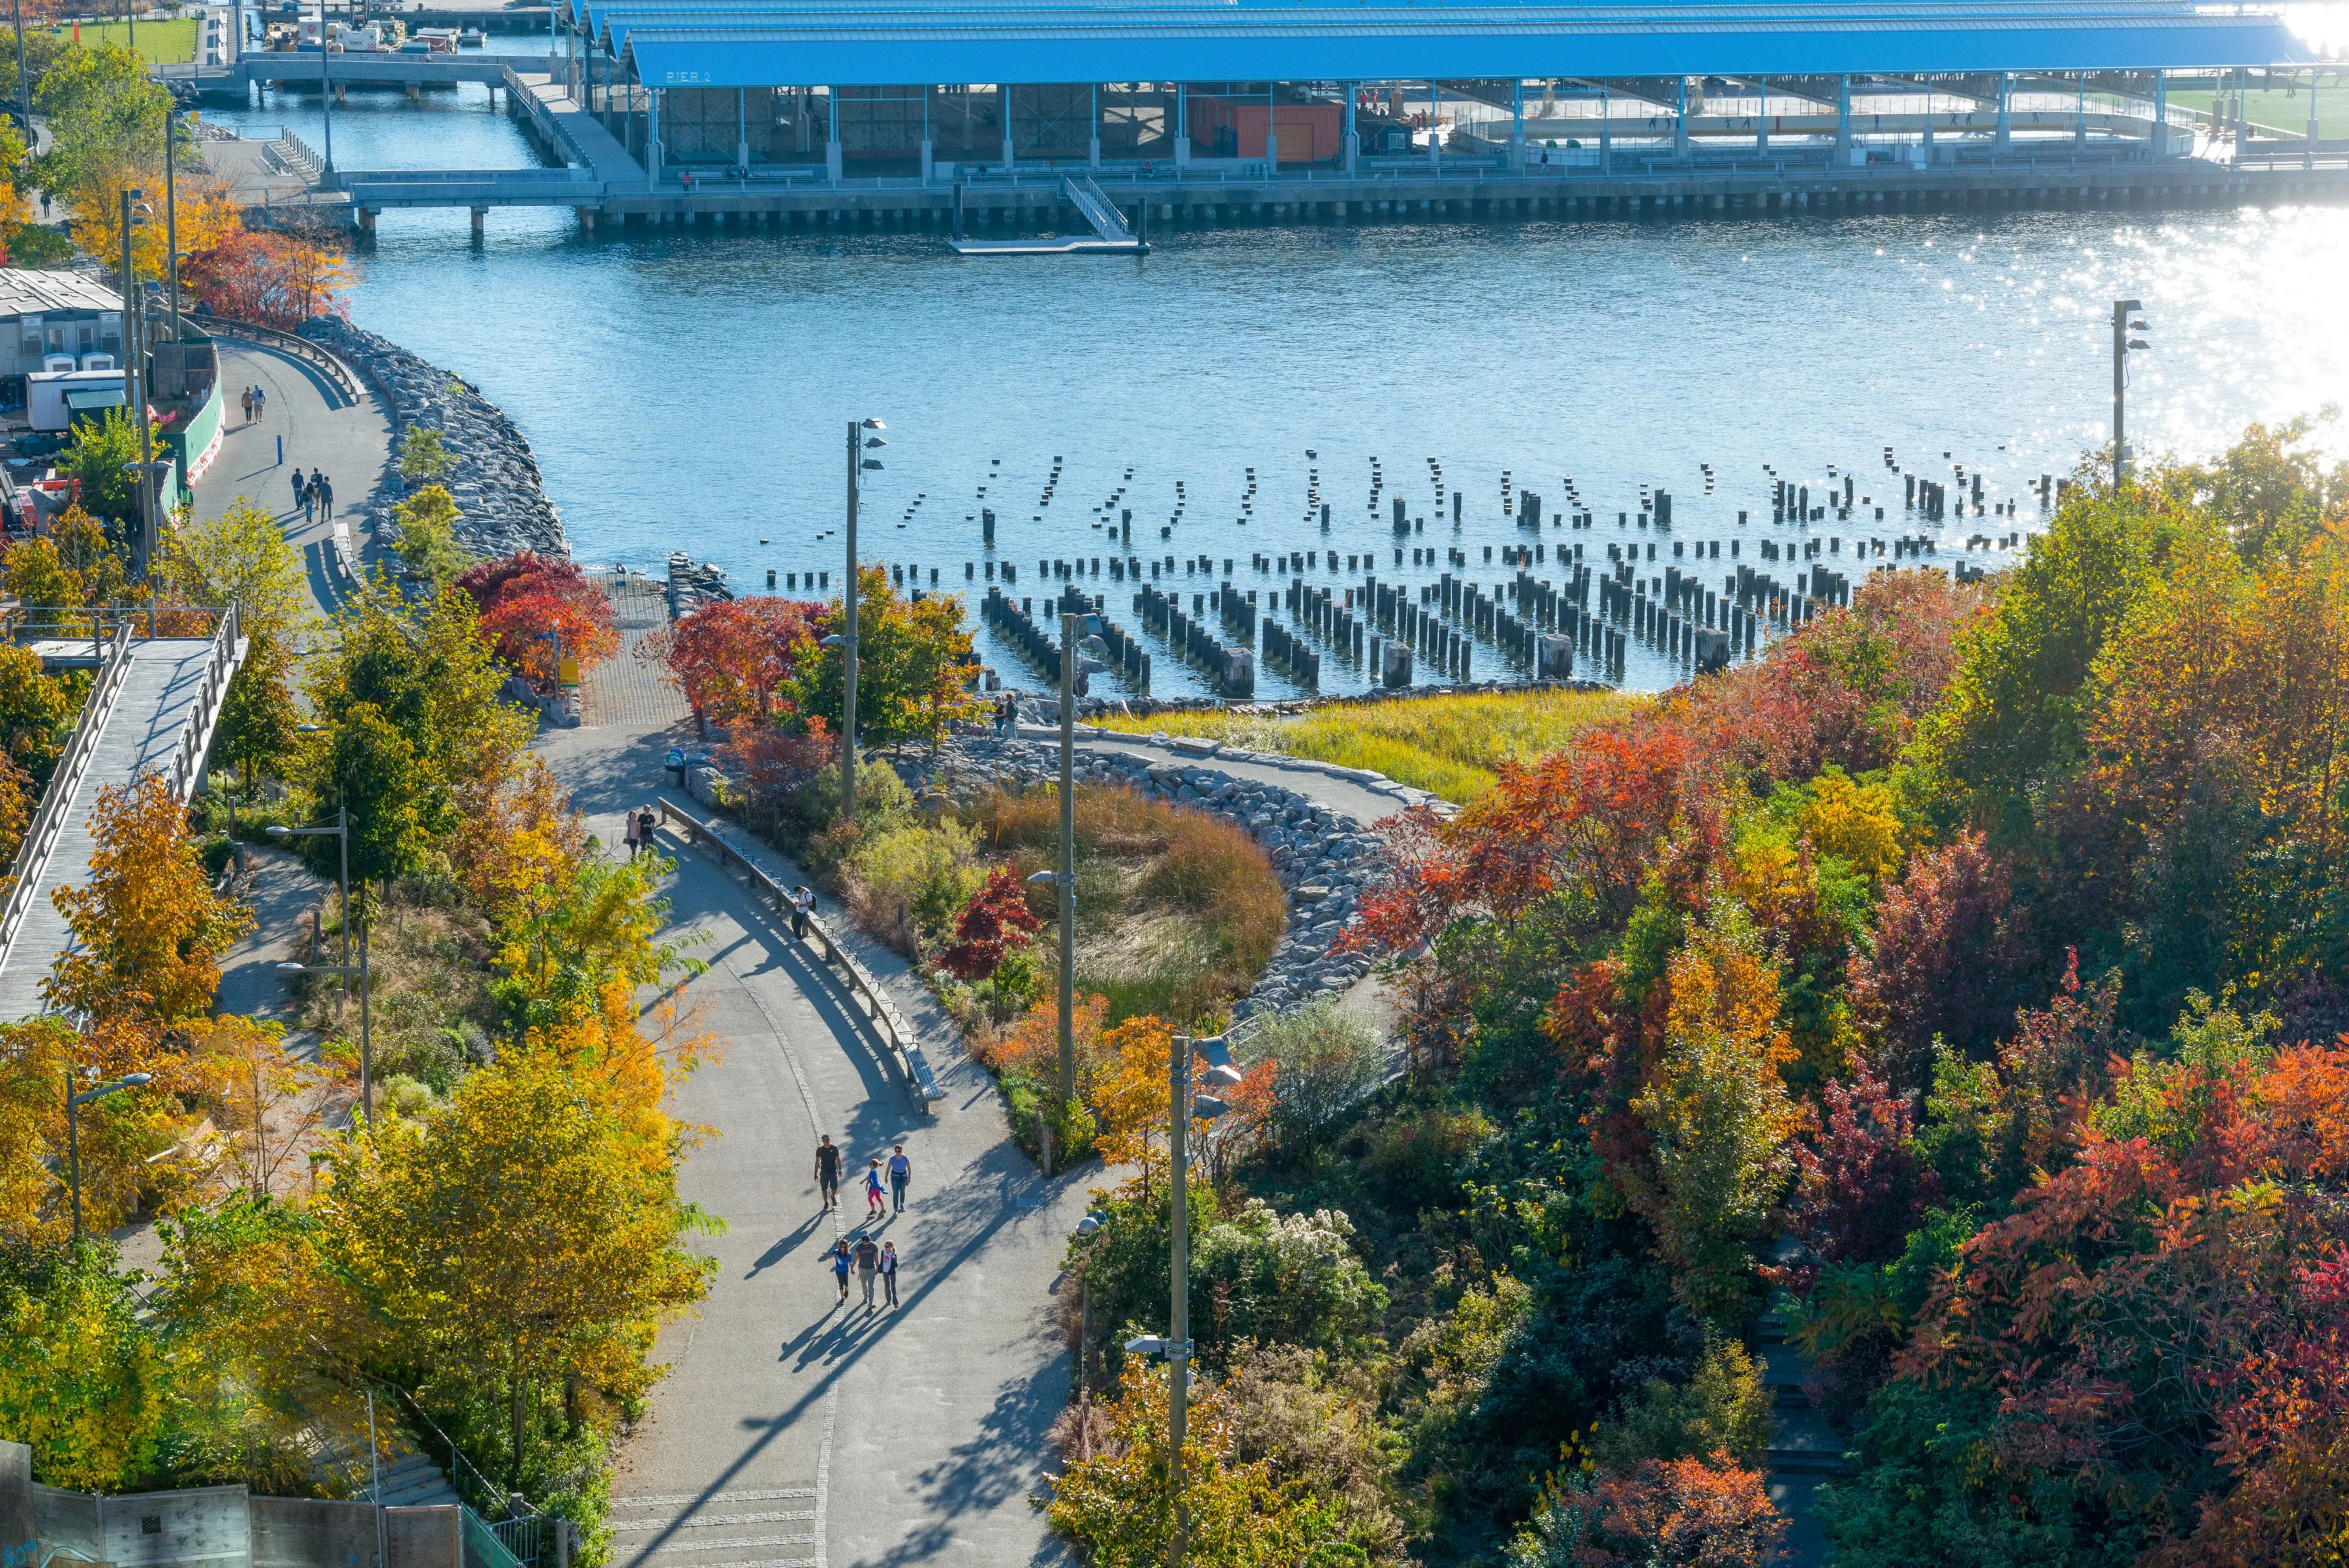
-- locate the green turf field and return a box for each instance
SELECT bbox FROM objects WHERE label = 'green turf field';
[2169,82,2349,142]
[51,18,200,66]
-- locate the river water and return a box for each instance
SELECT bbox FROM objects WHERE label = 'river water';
[207,82,2349,696]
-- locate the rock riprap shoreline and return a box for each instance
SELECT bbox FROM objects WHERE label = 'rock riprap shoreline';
[301,318,568,560]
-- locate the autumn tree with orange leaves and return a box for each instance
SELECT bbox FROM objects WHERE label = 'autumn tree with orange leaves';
[639,594,816,730]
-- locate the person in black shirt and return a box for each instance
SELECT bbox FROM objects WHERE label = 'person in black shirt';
[814,1135,842,1210]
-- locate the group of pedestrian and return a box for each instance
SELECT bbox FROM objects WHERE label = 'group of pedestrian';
[620,803,659,859]
[990,694,1017,737]
[814,1135,917,1312]
[814,1136,913,1214]
[239,384,268,423]
[823,1233,900,1308]
[290,467,335,523]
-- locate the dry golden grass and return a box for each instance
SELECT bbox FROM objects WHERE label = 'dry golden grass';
[971,784,1285,1025]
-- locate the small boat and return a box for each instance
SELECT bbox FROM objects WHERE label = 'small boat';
[457,25,485,46]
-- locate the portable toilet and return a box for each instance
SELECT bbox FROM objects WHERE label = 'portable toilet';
[78,352,114,371]
[41,353,74,373]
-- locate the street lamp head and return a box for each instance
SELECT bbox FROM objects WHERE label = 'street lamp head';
[275,961,307,975]
[122,1073,151,1088]
[860,417,885,431]
[863,435,887,449]
[266,824,289,837]
[2127,338,2151,350]
[861,459,885,472]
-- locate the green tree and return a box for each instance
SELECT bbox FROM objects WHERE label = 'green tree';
[214,632,299,799]
[301,579,530,886]
[0,642,82,786]
[784,564,979,747]
[59,408,144,529]
[0,1242,181,1492]
[397,424,453,487]
[391,484,472,587]
[157,497,309,646]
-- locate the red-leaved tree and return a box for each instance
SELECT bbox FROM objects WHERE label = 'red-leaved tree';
[637,596,816,730]
[1791,1062,1938,1270]
[937,865,1043,981]
[1847,830,2026,1094]
[182,228,354,328]
[454,552,620,688]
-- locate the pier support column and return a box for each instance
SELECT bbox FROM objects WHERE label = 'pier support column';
[1755,75,1767,153]
[1996,72,2012,154]
[921,138,934,181]
[334,82,347,105]
[405,82,420,106]
[469,206,485,242]
[355,206,376,236]
[1343,84,1357,174]
[827,139,844,181]
[1835,74,1850,163]
[576,206,596,234]
[2153,72,2169,157]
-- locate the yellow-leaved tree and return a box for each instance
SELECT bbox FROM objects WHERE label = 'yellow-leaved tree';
[1627,900,1805,1325]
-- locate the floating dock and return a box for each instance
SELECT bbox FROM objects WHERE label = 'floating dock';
[947,175,1148,255]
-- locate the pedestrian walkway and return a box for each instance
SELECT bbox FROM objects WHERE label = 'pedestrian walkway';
[532,712,1087,1568]
[191,339,395,621]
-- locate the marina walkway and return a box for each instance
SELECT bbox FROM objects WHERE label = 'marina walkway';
[192,338,394,620]
[0,625,248,1022]
[535,698,1086,1568]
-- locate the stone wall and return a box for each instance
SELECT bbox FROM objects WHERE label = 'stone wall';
[300,318,566,561]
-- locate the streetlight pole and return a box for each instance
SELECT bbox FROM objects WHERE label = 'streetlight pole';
[270,808,368,1124]
[68,1072,152,1241]
[2111,298,2149,489]
[316,0,335,178]
[1167,1034,1191,1568]
[1056,611,1077,1155]
[119,187,157,575]
[842,416,884,822]
[10,0,29,154]
[163,106,181,345]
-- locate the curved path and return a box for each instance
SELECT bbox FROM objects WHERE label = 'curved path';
[189,337,394,619]
[537,696,1086,1568]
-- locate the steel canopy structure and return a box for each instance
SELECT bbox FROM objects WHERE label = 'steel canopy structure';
[571,1,2309,85]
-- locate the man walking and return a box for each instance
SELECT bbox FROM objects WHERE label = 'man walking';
[241,386,254,423]
[791,884,814,939]
[887,1145,912,1213]
[852,1232,882,1309]
[291,469,305,515]
[823,1238,852,1306]
[879,1240,899,1308]
[318,474,335,519]
[814,1134,842,1210]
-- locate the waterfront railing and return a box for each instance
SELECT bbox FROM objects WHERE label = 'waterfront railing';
[201,315,363,401]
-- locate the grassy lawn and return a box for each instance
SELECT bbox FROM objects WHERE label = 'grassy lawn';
[2168,84,2349,142]
[52,18,199,65]
[1095,687,1642,805]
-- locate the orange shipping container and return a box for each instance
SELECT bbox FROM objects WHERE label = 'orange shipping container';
[1185,96,1341,162]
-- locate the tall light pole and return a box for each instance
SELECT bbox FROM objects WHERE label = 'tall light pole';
[69,1072,152,1241]
[11,0,29,155]
[1125,1034,1240,1568]
[118,189,157,574]
[316,0,335,178]
[163,105,181,343]
[1056,611,1077,1150]
[269,809,369,1125]
[841,416,884,822]
[2111,298,2149,489]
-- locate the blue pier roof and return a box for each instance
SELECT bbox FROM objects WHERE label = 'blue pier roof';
[566,0,2310,87]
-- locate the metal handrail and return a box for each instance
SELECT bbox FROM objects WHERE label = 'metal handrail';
[0,624,134,969]
[201,315,363,401]
[656,795,948,1107]
[165,602,243,801]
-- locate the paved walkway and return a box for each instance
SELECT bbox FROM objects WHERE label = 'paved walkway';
[191,339,395,620]
[534,712,1084,1568]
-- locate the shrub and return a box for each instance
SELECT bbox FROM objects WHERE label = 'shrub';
[844,818,981,957]
[1591,1337,1773,1471]
[1191,1199,1389,1359]
[1249,999,1387,1155]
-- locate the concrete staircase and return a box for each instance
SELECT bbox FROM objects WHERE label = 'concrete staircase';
[1757,1289,1842,1567]
[370,1450,462,1509]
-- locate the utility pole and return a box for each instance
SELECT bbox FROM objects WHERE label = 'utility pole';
[2111,298,2149,488]
[119,188,155,575]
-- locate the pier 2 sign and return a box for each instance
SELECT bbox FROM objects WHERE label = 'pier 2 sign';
[662,70,713,84]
